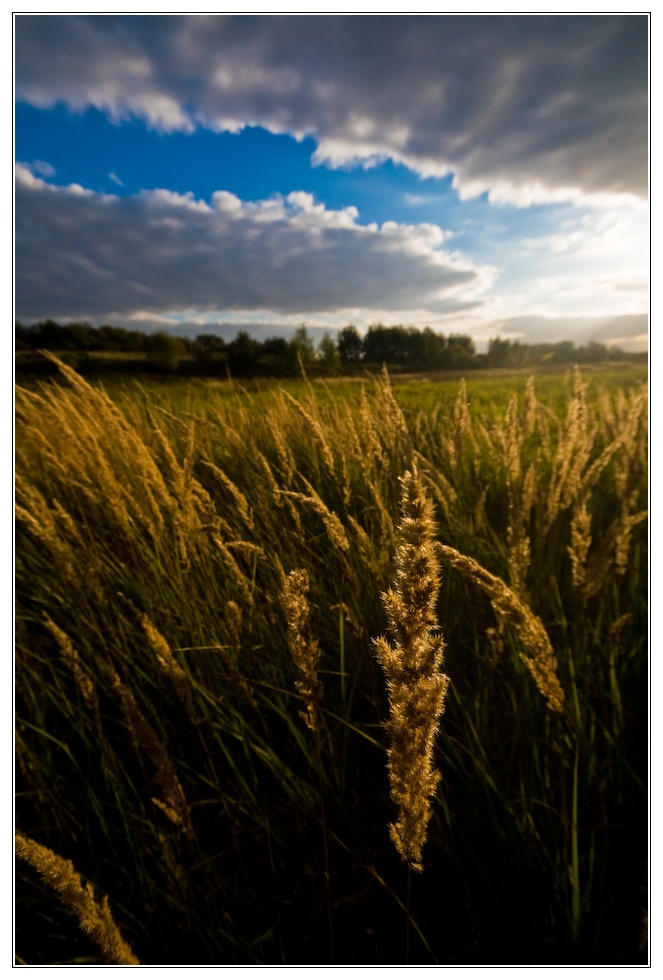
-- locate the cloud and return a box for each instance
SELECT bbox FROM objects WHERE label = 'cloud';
[100,311,648,354]
[490,195,649,321]
[15,15,648,204]
[18,159,55,178]
[487,313,648,351]
[14,165,491,324]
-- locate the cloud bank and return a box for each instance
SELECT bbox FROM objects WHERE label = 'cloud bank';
[15,165,490,323]
[487,313,647,352]
[15,14,648,205]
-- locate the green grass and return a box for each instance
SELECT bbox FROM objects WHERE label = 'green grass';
[15,361,648,965]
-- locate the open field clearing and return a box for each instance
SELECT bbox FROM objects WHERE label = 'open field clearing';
[15,360,648,965]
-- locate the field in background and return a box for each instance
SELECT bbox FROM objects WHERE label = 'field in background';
[15,361,648,965]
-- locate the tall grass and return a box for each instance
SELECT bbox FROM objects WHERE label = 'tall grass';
[15,359,648,964]
[374,465,449,874]
[15,834,139,965]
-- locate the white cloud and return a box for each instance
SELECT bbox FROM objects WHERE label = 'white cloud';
[18,159,56,178]
[15,165,47,191]
[15,14,648,205]
[474,191,649,327]
[15,166,491,324]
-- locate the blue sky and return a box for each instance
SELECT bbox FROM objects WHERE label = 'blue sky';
[14,14,649,350]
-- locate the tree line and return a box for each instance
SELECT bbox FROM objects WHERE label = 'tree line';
[15,319,644,377]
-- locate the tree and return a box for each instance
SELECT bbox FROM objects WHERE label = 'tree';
[97,325,146,351]
[193,334,227,355]
[317,332,341,375]
[363,324,409,365]
[191,334,228,373]
[551,341,576,363]
[419,327,447,368]
[15,321,31,351]
[146,331,187,372]
[290,324,316,372]
[227,331,261,375]
[487,336,512,368]
[445,333,476,368]
[259,337,293,376]
[579,341,608,363]
[337,325,364,365]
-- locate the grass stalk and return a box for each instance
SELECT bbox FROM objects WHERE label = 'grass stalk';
[570,738,581,942]
[339,603,347,709]
[374,464,449,873]
[15,834,139,965]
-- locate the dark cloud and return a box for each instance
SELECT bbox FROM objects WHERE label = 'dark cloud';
[15,167,487,323]
[15,14,648,202]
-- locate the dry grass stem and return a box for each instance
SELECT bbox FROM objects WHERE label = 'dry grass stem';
[212,535,256,605]
[438,545,564,713]
[374,466,449,872]
[281,569,323,733]
[107,667,193,837]
[203,460,255,529]
[140,613,196,721]
[281,389,336,475]
[216,600,258,707]
[43,615,99,717]
[568,501,593,590]
[272,408,297,484]
[15,834,140,965]
[453,379,481,475]
[15,479,82,586]
[497,396,535,594]
[359,387,387,473]
[374,366,412,461]
[277,484,350,553]
[546,368,596,531]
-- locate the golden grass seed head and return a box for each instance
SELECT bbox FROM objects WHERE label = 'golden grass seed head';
[523,375,538,436]
[15,834,140,965]
[203,461,254,529]
[106,666,193,837]
[438,544,564,713]
[374,466,449,871]
[281,568,323,733]
[212,535,256,605]
[281,389,336,475]
[278,484,351,553]
[140,613,196,721]
[43,615,99,716]
[568,502,592,589]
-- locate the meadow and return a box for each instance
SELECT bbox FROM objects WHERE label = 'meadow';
[15,359,648,965]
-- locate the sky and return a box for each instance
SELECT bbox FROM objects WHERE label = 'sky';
[13,13,650,351]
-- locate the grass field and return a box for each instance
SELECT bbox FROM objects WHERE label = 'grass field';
[15,359,648,965]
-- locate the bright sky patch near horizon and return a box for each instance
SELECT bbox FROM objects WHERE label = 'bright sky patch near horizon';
[14,13,649,351]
